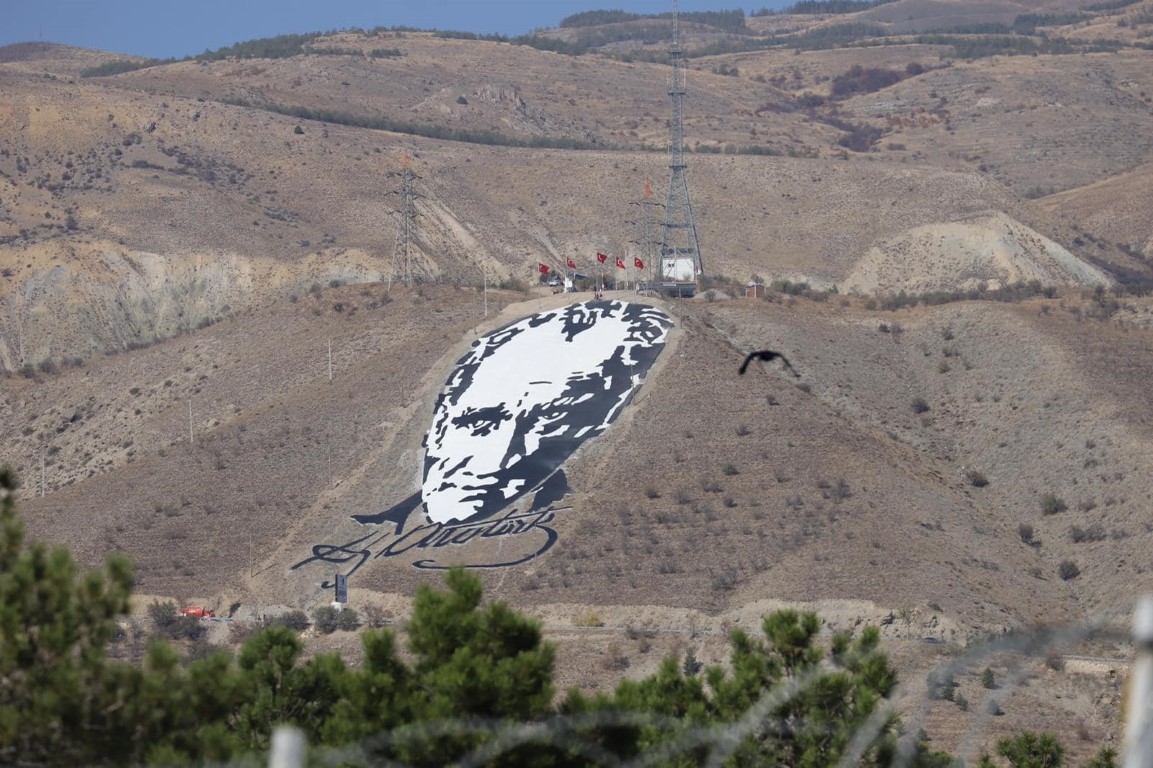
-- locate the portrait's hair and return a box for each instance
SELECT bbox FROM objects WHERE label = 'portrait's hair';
[421,300,672,524]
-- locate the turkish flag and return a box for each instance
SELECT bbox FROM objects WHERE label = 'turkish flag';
[538,263,550,275]
[596,252,607,264]
[615,256,625,270]
[566,258,576,270]
[634,257,645,270]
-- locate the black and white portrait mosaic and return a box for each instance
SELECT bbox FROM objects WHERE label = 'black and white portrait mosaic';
[293,300,672,582]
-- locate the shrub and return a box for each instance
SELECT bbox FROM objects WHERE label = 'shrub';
[335,607,360,632]
[965,469,989,487]
[1040,493,1067,515]
[982,667,996,689]
[911,396,931,414]
[1070,523,1106,543]
[147,601,204,641]
[722,463,739,476]
[1018,523,1035,545]
[928,670,956,700]
[1058,560,1080,581]
[312,605,340,634]
[272,609,310,631]
[682,649,704,676]
[691,475,719,493]
[830,64,903,98]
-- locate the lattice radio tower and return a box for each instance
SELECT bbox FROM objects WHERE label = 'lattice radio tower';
[659,0,703,283]
[390,153,422,289]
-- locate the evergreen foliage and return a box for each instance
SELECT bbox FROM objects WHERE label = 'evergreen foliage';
[778,0,898,14]
[0,468,1088,765]
[991,731,1065,768]
[79,58,169,77]
[221,98,605,150]
[563,610,912,766]
[195,32,321,61]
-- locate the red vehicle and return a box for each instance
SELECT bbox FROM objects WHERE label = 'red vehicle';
[180,606,214,619]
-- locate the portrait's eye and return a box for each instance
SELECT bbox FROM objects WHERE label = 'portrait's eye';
[452,405,512,437]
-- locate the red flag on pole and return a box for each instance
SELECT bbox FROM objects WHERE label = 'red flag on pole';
[634,256,645,270]
[538,263,550,275]
[566,258,576,270]
[615,256,625,270]
[596,252,607,264]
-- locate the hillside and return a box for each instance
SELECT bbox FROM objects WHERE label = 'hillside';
[2,3,1153,758]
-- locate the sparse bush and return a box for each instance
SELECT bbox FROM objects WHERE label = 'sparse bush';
[335,607,360,632]
[711,567,738,592]
[965,469,989,488]
[272,609,310,631]
[722,463,739,476]
[928,670,956,701]
[982,667,996,689]
[312,605,340,634]
[911,396,931,414]
[1018,523,1035,545]
[1040,493,1067,515]
[147,600,204,641]
[362,605,388,628]
[1070,523,1106,543]
[644,486,661,500]
[602,644,631,671]
[1058,560,1080,581]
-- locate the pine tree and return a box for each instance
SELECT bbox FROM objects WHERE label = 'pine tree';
[565,609,906,767]
[995,731,1065,768]
[0,466,134,764]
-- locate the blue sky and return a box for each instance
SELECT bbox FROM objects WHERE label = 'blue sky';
[1,1,791,60]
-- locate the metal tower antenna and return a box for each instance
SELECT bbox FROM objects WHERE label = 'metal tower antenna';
[390,153,422,289]
[659,0,703,284]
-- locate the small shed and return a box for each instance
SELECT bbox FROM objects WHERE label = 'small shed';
[745,281,766,299]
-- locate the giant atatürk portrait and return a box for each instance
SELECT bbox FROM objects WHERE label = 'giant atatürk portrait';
[295,299,672,576]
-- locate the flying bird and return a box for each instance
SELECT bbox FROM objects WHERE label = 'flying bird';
[739,349,799,377]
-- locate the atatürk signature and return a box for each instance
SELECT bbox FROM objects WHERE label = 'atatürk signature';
[291,506,563,588]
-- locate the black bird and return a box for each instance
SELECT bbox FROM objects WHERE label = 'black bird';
[739,349,799,377]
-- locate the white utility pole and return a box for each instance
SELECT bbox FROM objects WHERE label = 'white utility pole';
[1125,596,1153,768]
[481,263,488,318]
[328,339,333,382]
[269,726,306,768]
[188,400,194,445]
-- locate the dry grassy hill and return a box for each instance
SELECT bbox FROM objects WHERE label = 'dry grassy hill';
[3,6,1153,757]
